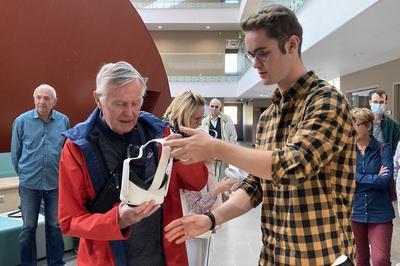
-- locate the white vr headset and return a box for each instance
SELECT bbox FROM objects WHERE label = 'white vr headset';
[120,138,173,206]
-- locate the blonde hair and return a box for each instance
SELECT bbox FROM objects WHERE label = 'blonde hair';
[163,90,205,127]
[352,108,374,125]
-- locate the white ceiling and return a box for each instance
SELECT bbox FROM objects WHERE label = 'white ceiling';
[302,0,400,81]
[134,0,400,100]
[239,0,400,99]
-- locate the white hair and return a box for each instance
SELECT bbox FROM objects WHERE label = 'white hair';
[210,98,221,106]
[95,61,147,99]
[33,84,57,100]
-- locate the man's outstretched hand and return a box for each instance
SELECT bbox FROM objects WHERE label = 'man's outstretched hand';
[164,214,211,244]
[164,126,216,164]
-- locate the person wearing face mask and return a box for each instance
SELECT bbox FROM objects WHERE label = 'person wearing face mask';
[368,89,400,153]
[369,89,400,204]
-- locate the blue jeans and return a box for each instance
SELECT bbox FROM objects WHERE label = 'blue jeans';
[19,186,65,266]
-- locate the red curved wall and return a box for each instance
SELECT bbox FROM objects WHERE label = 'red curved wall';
[0,0,171,152]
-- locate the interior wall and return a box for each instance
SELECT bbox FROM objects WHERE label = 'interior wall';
[225,103,243,141]
[150,31,241,53]
[252,99,272,146]
[242,101,254,144]
[0,1,171,152]
[341,58,400,116]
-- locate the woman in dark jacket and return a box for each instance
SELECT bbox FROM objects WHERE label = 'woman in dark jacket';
[351,108,395,266]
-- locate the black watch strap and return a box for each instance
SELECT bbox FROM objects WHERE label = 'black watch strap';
[204,211,216,231]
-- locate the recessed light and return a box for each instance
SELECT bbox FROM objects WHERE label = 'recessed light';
[157,26,163,29]
[206,26,211,29]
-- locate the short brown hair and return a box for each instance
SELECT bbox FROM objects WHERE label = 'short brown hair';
[368,89,388,101]
[352,108,374,125]
[240,4,303,56]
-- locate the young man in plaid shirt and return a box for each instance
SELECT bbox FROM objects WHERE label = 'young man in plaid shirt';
[164,4,356,266]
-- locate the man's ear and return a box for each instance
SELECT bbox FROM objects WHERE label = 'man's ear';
[93,91,102,109]
[287,35,300,54]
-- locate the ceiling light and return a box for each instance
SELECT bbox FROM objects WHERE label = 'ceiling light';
[157,26,163,29]
[206,26,211,29]
[352,51,363,56]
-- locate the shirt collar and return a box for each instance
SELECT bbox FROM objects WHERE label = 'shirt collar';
[358,137,380,153]
[367,137,381,151]
[96,112,137,142]
[210,113,221,121]
[271,70,318,105]
[33,109,55,120]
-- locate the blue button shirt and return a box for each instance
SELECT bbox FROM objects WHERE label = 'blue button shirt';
[352,137,395,223]
[11,109,69,190]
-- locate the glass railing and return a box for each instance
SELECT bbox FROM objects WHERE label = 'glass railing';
[260,0,306,11]
[131,0,240,9]
[161,50,251,82]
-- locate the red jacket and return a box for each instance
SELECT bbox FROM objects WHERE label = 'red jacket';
[59,129,207,265]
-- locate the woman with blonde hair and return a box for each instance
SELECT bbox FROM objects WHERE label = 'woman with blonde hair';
[164,91,237,266]
[162,90,209,266]
[351,107,395,266]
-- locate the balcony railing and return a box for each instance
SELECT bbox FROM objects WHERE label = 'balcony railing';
[160,49,251,82]
[131,0,240,9]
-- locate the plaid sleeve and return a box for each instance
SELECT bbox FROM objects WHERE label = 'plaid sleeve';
[271,87,355,186]
[240,118,264,207]
[239,174,263,207]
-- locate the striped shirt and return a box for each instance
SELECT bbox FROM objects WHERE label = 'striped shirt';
[241,71,356,265]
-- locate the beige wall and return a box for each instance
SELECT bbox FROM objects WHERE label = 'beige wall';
[341,58,400,115]
[242,99,272,145]
[150,31,242,76]
[150,31,241,53]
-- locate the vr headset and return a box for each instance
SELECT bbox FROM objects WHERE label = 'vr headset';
[224,166,247,182]
[120,138,173,206]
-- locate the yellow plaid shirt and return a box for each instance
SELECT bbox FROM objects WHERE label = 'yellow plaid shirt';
[241,71,356,265]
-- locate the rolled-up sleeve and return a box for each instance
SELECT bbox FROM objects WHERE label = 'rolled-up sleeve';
[240,174,263,207]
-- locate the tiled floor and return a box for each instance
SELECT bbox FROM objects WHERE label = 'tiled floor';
[58,203,399,266]
[209,203,400,266]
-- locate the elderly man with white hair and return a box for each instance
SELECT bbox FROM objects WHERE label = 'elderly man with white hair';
[11,84,69,265]
[201,98,237,185]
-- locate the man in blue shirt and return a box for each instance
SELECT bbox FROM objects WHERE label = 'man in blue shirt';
[11,84,69,266]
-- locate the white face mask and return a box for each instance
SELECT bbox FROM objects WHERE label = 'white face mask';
[370,103,385,115]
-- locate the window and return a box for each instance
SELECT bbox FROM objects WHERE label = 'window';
[224,53,238,74]
[224,106,238,124]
